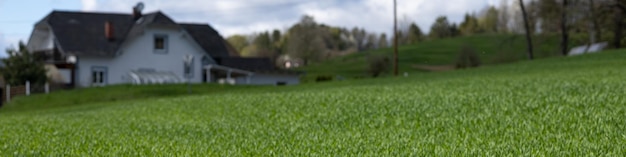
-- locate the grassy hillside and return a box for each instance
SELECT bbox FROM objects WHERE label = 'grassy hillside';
[1,49,625,155]
[299,34,572,82]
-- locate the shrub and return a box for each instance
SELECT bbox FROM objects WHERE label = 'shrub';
[315,75,333,82]
[2,42,48,85]
[367,55,390,77]
[455,45,481,69]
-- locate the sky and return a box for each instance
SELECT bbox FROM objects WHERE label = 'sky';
[0,0,502,57]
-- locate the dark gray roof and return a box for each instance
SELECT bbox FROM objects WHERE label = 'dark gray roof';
[43,11,134,56]
[215,57,276,72]
[180,24,231,58]
[40,10,231,58]
[215,57,300,74]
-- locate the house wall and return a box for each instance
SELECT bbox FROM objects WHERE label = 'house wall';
[234,73,300,85]
[76,27,214,87]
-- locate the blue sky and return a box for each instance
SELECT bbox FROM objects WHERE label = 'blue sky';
[0,0,502,57]
[0,0,81,56]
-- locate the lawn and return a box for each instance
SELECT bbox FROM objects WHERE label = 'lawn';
[1,49,625,156]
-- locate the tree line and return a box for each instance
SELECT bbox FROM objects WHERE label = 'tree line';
[228,0,626,67]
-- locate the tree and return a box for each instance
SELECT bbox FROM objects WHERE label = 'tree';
[479,6,500,33]
[429,16,453,39]
[397,15,413,45]
[271,29,282,43]
[537,0,562,33]
[407,22,424,43]
[352,27,367,51]
[378,33,388,48]
[612,0,626,48]
[271,29,283,54]
[497,0,511,33]
[240,44,259,57]
[561,0,569,55]
[460,13,482,35]
[286,15,326,65]
[584,0,601,43]
[226,35,249,54]
[365,33,378,50]
[450,23,460,37]
[519,0,534,60]
[1,42,48,85]
[249,31,274,57]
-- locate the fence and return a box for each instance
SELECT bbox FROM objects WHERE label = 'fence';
[1,81,68,103]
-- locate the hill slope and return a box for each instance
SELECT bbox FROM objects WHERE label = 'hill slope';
[1,49,625,155]
[299,34,569,82]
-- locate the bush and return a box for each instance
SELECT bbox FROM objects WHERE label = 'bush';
[315,75,333,82]
[2,42,48,85]
[455,45,481,69]
[367,55,390,77]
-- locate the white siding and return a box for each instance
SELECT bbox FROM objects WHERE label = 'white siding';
[76,27,213,87]
[27,26,54,51]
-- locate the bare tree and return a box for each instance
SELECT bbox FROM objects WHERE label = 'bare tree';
[365,33,378,50]
[588,0,601,43]
[351,27,367,51]
[378,33,388,48]
[497,0,511,33]
[613,1,625,48]
[519,0,534,60]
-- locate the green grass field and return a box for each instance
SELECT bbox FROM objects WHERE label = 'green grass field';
[1,49,625,155]
[299,34,580,82]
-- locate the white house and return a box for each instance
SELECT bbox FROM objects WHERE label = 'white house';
[26,4,300,87]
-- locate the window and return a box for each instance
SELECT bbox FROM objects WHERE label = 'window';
[91,66,107,86]
[154,34,168,53]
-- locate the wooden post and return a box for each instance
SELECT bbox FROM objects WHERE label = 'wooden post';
[246,74,252,84]
[26,81,30,96]
[71,65,76,88]
[206,67,212,83]
[6,84,10,102]
[45,82,50,94]
[226,70,232,81]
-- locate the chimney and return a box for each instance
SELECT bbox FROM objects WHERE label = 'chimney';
[133,2,144,21]
[132,7,141,20]
[105,21,114,41]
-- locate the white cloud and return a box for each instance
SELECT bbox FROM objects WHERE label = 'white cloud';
[81,0,97,11]
[0,33,27,57]
[0,33,8,57]
[80,0,497,37]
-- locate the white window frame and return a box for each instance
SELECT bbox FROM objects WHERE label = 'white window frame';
[91,66,107,86]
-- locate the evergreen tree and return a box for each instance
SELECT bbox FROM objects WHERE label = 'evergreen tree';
[1,42,48,85]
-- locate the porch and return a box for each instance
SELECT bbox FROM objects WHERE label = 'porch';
[203,64,254,84]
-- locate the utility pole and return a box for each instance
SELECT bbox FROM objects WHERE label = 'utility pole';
[393,0,399,76]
